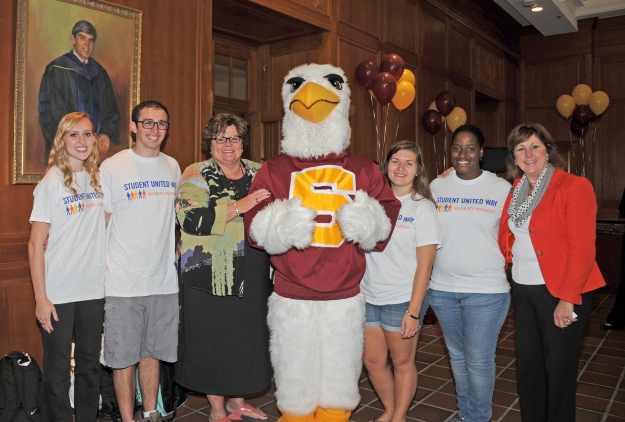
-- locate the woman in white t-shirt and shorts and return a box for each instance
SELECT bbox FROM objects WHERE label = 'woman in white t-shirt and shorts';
[361,140,441,422]
[28,112,106,421]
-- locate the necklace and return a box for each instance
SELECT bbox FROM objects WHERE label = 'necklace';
[217,162,250,200]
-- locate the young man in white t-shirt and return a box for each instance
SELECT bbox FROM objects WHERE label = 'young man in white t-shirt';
[100,100,181,422]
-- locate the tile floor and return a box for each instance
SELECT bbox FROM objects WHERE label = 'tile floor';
[171,289,625,422]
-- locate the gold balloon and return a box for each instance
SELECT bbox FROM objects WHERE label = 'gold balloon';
[447,107,467,132]
[397,69,416,86]
[556,95,575,119]
[392,81,416,111]
[588,91,609,116]
[572,84,592,105]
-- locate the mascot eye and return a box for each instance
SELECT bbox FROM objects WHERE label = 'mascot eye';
[287,77,305,93]
[325,74,344,90]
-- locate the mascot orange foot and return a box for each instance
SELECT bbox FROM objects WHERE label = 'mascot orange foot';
[278,408,350,422]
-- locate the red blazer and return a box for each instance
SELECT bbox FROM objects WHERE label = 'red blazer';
[498,168,605,305]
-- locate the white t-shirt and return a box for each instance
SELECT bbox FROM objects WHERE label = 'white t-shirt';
[362,193,441,305]
[30,167,105,304]
[100,149,181,297]
[430,170,511,293]
[509,217,545,285]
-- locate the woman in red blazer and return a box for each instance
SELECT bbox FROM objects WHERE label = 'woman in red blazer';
[498,123,605,422]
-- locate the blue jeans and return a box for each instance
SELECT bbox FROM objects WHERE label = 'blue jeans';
[427,290,510,422]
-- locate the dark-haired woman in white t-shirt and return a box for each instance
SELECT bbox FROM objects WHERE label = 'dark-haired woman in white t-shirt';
[428,124,511,422]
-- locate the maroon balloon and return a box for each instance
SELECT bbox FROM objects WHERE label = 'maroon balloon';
[355,60,379,89]
[422,110,443,135]
[573,104,596,128]
[435,91,456,117]
[371,72,397,106]
[380,54,405,80]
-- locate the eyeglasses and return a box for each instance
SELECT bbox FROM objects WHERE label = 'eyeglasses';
[135,120,169,130]
[212,136,242,144]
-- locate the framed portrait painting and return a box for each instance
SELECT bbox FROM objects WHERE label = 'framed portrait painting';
[13,0,141,183]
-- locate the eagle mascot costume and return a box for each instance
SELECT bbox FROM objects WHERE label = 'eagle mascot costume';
[244,64,400,422]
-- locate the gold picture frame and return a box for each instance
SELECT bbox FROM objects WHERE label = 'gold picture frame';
[13,0,141,183]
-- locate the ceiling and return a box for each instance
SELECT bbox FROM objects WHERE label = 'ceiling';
[213,0,322,46]
[492,0,625,36]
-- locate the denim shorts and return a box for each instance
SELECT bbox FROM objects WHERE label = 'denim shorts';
[365,301,413,333]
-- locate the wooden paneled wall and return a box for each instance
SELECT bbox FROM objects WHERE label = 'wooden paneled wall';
[521,17,625,210]
[0,0,213,363]
[4,0,622,362]
[0,0,522,363]
[0,0,521,360]
[253,0,522,176]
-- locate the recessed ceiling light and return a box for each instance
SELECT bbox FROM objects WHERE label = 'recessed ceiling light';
[532,5,544,11]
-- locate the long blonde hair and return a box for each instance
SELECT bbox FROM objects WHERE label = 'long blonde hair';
[47,112,102,196]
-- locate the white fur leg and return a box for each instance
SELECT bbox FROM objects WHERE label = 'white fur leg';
[318,294,365,410]
[268,294,365,414]
[268,294,321,415]
[336,190,392,251]
[249,198,316,255]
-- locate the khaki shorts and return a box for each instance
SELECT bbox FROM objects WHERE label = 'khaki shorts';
[103,294,178,368]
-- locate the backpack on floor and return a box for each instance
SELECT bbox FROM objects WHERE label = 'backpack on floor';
[97,364,122,421]
[0,352,43,422]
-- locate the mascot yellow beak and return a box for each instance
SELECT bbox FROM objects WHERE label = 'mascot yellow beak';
[289,82,340,123]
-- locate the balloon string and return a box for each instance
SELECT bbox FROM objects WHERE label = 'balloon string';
[580,128,586,177]
[432,136,438,175]
[589,121,597,179]
[370,91,380,164]
[382,105,389,164]
[394,111,400,144]
[443,121,448,170]
[568,123,576,169]
[588,121,597,174]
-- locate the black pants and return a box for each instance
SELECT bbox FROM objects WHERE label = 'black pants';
[512,282,592,422]
[40,299,104,422]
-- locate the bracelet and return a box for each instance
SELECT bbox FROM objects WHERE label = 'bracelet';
[233,202,240,217]
[405,310,419,320]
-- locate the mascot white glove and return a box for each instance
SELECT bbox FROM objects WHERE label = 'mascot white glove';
[249,198,316,255]
[337,190,392,251]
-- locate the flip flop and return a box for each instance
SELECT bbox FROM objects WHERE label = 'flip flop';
[227,404,267,422]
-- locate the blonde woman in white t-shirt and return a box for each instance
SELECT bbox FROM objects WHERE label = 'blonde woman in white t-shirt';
[28,112,105,422]
[361,141,441,422]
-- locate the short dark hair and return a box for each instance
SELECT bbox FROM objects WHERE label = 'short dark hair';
[202,114,249,152]
[452,124,485,148]
[72,20,97,41]
[505,123,564,179]
[131,100,170,122]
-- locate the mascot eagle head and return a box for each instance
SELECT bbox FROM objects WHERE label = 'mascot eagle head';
[281,64,351,159]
